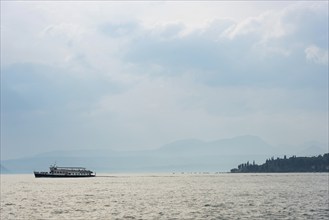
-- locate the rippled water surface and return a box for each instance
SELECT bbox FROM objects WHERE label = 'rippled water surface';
[1,173,328,219]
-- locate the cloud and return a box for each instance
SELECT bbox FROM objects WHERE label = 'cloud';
[1,1,328,159]
[1,63,123,128]
[99,21,140,38]
[119,3,327,90]
[305,45,328,65]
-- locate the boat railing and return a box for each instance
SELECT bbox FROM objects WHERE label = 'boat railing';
[50,166,88,171]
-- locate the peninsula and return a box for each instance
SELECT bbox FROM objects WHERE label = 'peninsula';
[231,153,329,173]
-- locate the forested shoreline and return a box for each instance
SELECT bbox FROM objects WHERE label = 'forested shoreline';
[231,153,329,173]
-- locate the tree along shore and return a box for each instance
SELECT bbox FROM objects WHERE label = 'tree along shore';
[231,153,329,173]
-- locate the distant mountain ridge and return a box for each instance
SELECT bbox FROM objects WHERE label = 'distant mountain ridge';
[158,135,273,156]
[298,146,327,157]
[1,135,327,173]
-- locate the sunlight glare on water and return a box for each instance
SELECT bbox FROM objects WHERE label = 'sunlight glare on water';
[1,173,328,219]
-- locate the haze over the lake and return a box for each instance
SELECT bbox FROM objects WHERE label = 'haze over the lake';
[1,1,328,160]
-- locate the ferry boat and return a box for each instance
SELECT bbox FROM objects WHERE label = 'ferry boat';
[34,164,96,178]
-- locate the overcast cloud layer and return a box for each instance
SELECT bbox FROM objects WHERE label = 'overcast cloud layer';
[1,1,328,159]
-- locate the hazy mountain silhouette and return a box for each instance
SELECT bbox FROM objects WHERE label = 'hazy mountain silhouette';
[158,135,273,156]
[297,146,328,157]
[0,135,309,173]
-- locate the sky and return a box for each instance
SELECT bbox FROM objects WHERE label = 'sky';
[1,1,328,160]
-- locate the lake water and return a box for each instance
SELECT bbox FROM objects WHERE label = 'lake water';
[1,173,328,219]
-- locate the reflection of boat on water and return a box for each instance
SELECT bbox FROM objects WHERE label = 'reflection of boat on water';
[34,164,96,178]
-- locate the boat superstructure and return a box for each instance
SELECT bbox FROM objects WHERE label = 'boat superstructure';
[34,164,96,178]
